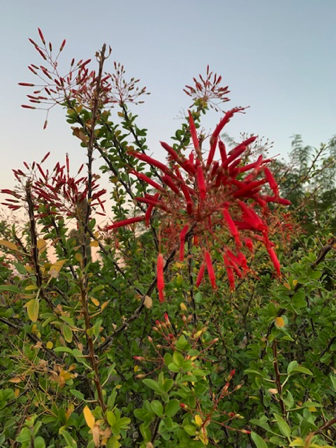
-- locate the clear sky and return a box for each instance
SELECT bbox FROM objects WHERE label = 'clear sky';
[1,0,336,195]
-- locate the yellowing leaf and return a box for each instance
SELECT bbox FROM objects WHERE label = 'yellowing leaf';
[90,240,99,247]
[25,284,38,291]
[26,299,39,322]
[83,405,95,429]
[37,239,47,253]
[91,297,100,306]
[180,303,187,311]
[144,295,153,309]
[101,300,110,311]
[0,240,18,251]
[174,262,184,269]
[194,330,202,339]
[92,425,100,447]
[49,269,59,279]
[292,279,298,286]
[195,414,203,426]
[268,388,278,394]
[50,259,67,273]
[66,403,75,420]
[14,388,20,397]
[289,438,304,447]
[9,376,24,383]
[75,253,82,263]
[134,365,139,372]
[275,317,285,328]
[46,341,53,349]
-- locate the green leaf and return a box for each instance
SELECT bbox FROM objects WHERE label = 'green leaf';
[292,291,306,309]
[330,375,336,392]
[163,379,174,392]
[107,410,116,426]
[173,351,184,367]
[274,413,291,439]
[184,424,196,436]
[244,369,264,376]
[13,262,28,275]
[54,347,74,354]
[62,324,73,343]
[106,436,121,448]
[291,365,313,376]
[59,428,77,448]
[143,379,165,394]
[70,389,85,401]
[165,399,180,417]
[287,361,298,374]
[164,353,173,366]
[251,431,268,448]
[16,427,32,443]
[168,363,180,373]
[140,423,151,442]
[0,284,22,293]
[34,436,46,448]
[151,400,163,416]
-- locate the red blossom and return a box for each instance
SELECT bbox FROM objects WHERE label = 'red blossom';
[157,254,165,303]
[101,104,289,298]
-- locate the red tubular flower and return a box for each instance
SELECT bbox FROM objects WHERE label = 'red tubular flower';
[179,224,189,261]
[129,151,172,175]
[188,111,200,152]
[266,246,281,276]
[130,170,164,192]
[218,140,227,164]
[197,165,206,200]
[264,166,279,197]
[38,28,46,45]
[157,254,165,302]
[205,251,216,289]
[196,263,205,287]
[161,175,180,195]
[243,237,254,253]
[105,216,145,230]
[223,207,241,248]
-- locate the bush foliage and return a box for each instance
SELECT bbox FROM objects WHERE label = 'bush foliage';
[0,30,335,448]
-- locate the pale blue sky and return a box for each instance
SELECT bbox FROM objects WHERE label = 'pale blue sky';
[1,0,336,194]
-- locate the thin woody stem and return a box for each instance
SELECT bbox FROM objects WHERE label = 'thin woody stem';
[78,44,108,413]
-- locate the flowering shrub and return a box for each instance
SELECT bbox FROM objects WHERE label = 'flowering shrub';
[0,29,335,448]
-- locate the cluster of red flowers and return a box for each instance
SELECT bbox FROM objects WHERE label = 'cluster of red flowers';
[19,29,149,126]
[105,107,290,301]
[1,154,106,220]
[183,65,230,111]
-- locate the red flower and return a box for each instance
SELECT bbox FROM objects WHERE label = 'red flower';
[106,106,289,298]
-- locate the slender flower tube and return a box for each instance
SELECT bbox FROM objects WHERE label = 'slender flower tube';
[105,216,145,230]
[157,254,165,302]
[196,165,206,200]
[196,263,205,287]
[205,251,216,289]
[179,224,189,261]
